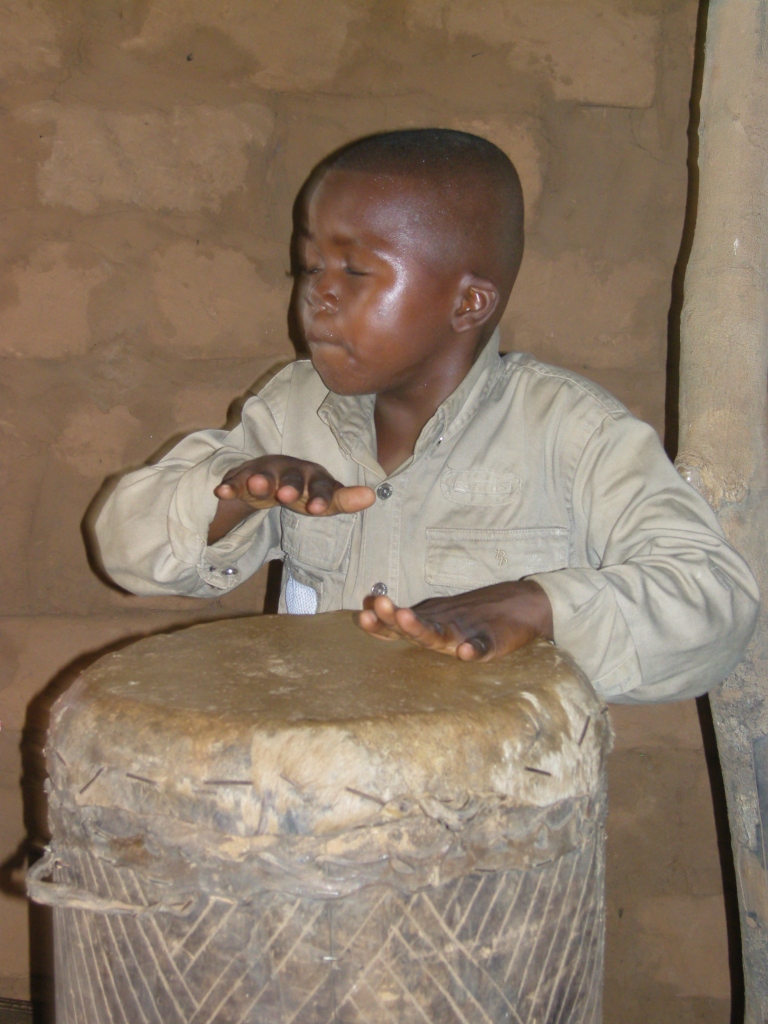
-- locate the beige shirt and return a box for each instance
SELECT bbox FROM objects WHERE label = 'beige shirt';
[95,331,759,704]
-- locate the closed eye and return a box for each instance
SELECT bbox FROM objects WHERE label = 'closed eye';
[344,265,368,276]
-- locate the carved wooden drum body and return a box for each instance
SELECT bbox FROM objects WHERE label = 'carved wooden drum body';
[31,613,611,1024]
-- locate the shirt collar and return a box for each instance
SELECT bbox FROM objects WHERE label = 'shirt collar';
[317,327,503,470]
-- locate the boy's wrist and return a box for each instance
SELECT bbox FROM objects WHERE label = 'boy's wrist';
[499,579,554,642]
[522,579,554,641]
[206,496,256,546]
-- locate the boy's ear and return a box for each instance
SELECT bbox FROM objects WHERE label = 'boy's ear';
[451,275,500,333]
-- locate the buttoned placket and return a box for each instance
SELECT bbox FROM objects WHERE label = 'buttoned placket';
[340,437,409,607]
[320,333,504,609]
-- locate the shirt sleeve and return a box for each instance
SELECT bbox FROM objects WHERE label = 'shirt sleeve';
[93,387,287,599]
[528,413,760,703]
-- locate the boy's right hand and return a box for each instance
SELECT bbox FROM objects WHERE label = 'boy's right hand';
[208,456,375,544]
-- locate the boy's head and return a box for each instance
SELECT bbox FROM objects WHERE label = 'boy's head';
[292,129,524,397]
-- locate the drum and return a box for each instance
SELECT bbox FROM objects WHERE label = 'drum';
[28,612,611,1024]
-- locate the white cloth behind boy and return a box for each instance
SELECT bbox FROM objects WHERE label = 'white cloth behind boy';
[95,330,759,704]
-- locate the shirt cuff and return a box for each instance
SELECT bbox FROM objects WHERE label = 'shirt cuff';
[195,509,277,590]
[167,447,255,564]
[527,568,643,699]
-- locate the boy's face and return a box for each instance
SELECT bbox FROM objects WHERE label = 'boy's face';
[294,169,467,397]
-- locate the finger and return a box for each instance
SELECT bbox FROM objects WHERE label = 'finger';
[327,485,376,515]
[355,609,401,641]
[457,641,480,661]
[391,606,429,636]
[274,484,303,505]
[214,480,239,500]
[360,598,461,655]
[216,470,271,502]
[272,465,305,505]
[245,472,275,499]
[361,597,410,640]
[392,608,460,652]
[369,595,400,628]
[305,472,338,515]
[457,634,494,661]
[366,598,451,649]
[357,609,378,631]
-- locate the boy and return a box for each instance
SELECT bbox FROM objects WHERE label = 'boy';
[95,130,759,703]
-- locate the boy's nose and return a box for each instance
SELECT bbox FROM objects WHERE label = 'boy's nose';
[306,273,339,314]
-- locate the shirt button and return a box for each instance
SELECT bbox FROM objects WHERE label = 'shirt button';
[222,567,239,576]
[371,582,388,597]
[376,483,393,500]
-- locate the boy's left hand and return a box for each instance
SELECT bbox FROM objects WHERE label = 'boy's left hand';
[356,580,554,661]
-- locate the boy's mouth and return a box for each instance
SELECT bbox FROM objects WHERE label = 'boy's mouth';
[306,333,344,349]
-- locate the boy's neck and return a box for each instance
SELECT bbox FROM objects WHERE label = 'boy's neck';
[374,397,430,476]
[373,333,489,475]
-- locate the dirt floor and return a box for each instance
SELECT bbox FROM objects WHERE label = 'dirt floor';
[605,700,734,1023]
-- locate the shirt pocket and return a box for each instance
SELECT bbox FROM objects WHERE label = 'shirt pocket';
[281,509,355,572]
[425,526,569,588]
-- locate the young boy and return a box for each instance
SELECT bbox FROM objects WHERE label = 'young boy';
[95,129,759,703]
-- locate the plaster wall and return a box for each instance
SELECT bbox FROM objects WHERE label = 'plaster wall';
[0,1,727,1020]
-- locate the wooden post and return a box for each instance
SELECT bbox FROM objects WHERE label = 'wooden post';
[675,1,768,1019]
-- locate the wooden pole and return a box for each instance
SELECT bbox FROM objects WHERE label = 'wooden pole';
[676,1,768,1019]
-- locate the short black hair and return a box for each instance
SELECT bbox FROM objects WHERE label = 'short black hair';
[323,128,524,293]
[328,128,517,184]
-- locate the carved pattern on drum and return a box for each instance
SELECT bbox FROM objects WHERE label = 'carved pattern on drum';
[52,838,603,1024]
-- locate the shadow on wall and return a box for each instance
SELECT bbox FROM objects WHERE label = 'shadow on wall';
[664,0,708,461]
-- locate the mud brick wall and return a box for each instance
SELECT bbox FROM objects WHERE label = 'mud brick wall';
[0,2,732,1020]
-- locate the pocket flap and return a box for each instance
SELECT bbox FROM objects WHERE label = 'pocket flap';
[440,468,520,506]
[426,527,569,587]
[281,509,354,571]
